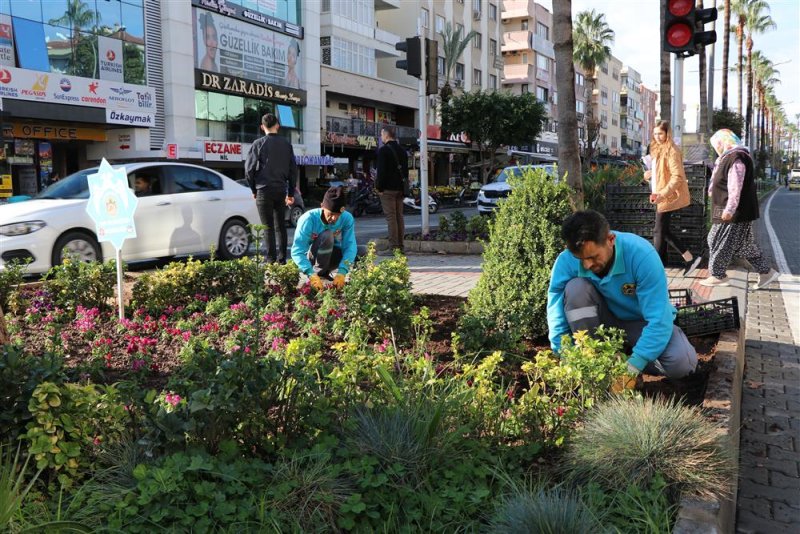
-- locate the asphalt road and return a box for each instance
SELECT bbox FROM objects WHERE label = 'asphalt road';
[762,187,800,275]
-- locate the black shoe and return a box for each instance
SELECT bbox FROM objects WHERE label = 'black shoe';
[683,256,702,276]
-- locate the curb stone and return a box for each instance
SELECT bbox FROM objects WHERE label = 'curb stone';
[372,237,483,255]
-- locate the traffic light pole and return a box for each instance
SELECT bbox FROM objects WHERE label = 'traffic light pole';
[672,55,684,144]
[418,18,430,236]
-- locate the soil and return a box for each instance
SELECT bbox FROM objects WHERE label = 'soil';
[415,294,717,406]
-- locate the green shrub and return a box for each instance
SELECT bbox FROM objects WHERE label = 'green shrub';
[581,475,677,534]
[342,244,414,339]
[0,347,64,443]
[0,260,28,313]
[23,382,127,487]
[565,396,734,499]
[42,259,118,314]
[464,168,572,341]
[487,487,601,534]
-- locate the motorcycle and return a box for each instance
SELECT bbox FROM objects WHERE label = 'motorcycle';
[350,185,383,217]
[403,194,439,214]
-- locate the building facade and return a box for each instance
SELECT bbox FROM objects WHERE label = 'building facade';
[620,65,643,157]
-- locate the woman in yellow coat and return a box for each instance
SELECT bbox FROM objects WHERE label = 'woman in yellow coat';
[644,120,701,273]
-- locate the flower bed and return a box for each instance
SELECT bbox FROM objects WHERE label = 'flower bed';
[0,252,731,532]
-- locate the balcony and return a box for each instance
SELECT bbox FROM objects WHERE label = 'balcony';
[375,0,401,9]
[502,63,534,84]
[531,33,554,58]
[501,30,532,53]
[501,0,533,20]
[325,117,417,140]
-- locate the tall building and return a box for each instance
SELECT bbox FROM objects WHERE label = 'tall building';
[640,84,658,152]
[620,65,643,157]
[594,55,623,157]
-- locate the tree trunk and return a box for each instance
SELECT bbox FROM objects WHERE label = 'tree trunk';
[697,1,708,136]
[0,304,8,346]
[737,21,744,116]
[745,38,753,147]
[552,0,583,209]
[659,0,672,122]
[721,0,730,110]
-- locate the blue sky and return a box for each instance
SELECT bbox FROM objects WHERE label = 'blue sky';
[539,0,800,132]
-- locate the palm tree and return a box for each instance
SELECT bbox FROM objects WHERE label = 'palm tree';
[743,1,775,147]
[438,22,477,105]
[49,0,99,78]
[697,0,709,136]
[751,51,777,152]
[552,0,583,209]
[573,9,614,170]
[721,0,731,110]
[729,0,752,116]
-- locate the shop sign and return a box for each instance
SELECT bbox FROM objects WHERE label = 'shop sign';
[513,140,559,158]
[0,174,11,198]
[98,36,124,82]
[0,65,156,115]
[323,131,376,150]
[0,15,15,67]
[191,0,304,39]
[12,123,107,141]
[196,70,305,106]
[106,109,154,127]
[295,154,335,166]
[203,141,242,161]
[166,144,178,159]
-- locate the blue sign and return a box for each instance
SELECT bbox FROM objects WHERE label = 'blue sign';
[85,159,138,250]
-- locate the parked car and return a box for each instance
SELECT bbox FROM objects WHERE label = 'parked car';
[0,162,260,274]
[477,164,558,215]
[789,169,800,191]
[235,179,305,227]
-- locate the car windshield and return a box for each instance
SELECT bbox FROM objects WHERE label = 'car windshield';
[34,168,98,200]
[494,166,556,183]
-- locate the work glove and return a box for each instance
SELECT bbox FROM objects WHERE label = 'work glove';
[309,274,324,291]
[332,274,346,289]
[610,364,641,394]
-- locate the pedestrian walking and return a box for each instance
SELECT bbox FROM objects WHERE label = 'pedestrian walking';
[700,129,779,289]
[375,125,408,255]
[291,186,362,290]
[547,210,697,389]
[245,113,297,264]
[643,120,701,274]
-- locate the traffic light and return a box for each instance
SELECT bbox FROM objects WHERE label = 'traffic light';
[425,38,438,96]
[396,37,421,78]
[663,0,717,56]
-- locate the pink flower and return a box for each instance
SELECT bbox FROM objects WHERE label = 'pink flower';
[164,393,181,406]
[93,436,101,446]
[376,338,390,353]
[271,337,286,351]
[556,406,567,417]
[244,346,251,354]
[182,331,191,342]
[131,359,146,371]
[506,387,515,400]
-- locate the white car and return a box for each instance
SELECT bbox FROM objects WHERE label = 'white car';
[0,162,260,274]
[477,164,558,215]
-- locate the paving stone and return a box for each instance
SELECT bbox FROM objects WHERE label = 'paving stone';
[770,471,800,490]
[773,502,800,524]
[736,512,788,533]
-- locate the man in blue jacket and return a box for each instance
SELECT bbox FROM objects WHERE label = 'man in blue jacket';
[547,210,696,384]
[291,186,360,290]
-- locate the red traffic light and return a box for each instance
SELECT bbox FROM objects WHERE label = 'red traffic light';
[668,0,693,17]
[667,22,693,48]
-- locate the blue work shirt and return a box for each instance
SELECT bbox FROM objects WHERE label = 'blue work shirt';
[291,208,357,275]
[546,231,676,371]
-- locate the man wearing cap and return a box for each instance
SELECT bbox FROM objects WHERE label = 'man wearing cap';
[291,186,359,290]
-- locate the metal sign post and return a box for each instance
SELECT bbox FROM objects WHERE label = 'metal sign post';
[85,158,138,320]
[418,18,430,236]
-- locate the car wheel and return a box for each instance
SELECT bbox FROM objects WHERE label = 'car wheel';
[219,219,250,260]
[288,206,304,227]
[52,231,102,266]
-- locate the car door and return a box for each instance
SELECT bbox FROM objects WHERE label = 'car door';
[125,166,179,260]
[160,165,224,255]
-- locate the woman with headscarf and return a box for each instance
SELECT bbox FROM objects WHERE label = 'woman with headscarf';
[644,120,701,273]
[701,129,779,288]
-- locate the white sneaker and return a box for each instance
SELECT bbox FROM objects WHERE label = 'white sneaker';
[699,276,730,287]
[752,269,780,290]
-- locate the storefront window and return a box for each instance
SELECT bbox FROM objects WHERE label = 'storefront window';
[96,0,123,34]
[195,91,302,144]
[44,24,71,73]
[195,90,209,120]
[13,17,49,71]
[207,92,227,122]
[10,1,42,22]
[41,1,70,27]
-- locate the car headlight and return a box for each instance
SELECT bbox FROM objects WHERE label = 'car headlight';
[0,220,47,236]
[477,190,486,200]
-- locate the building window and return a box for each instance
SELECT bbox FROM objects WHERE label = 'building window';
[601,88,608,106]
[437,56,445,76]
[576,72,585,86]
[536,22,549,40]
[489,3,497,20]
[455,62,464,83]
[196,91,302,144]
[456,23,464,35]
[473,0,482,15]
[611,136,618,148]
[521,83,529,94]
[612,114,618,127]
[489,74,497,89]
[601,61,608,74]
[521,52,528,64]
[421,8,429,28]
[578,127,585,139]
[436,15,445,34]
[600,111,608,128]
[329,0,374,26]
[612,68,619,80]
[576,100,585,113]
[331,36,376,77]
[473,68,482,86]
[601,134,607,145]
[521,20,528,30]
[536,54,548,71]
[489,38,497,57]
[536,85,548,102]
[473,32,481,49]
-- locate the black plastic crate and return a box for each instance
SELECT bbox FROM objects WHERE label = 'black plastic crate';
[615,225,654,238]
[669,288,693,308]
[607,212,656,225]
[674,297,740,336]
[605,198,655,212]
[605,184,652,195]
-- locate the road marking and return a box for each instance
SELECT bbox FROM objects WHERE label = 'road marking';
[762,188,800,345]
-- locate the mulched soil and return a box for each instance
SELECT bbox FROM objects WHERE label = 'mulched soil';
[415,294,717,406]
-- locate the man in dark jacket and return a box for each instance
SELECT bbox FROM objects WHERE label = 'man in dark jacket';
[701,129,778,289]
[245,113,297,263]
[375,125,408,253]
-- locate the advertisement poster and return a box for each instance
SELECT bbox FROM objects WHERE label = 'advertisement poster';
[98,36,124,82]
[0,15,14,67]
[193,7,301,89]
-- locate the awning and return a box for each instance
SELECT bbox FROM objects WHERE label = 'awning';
[426,140,471,154]
[508,150,558,162]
